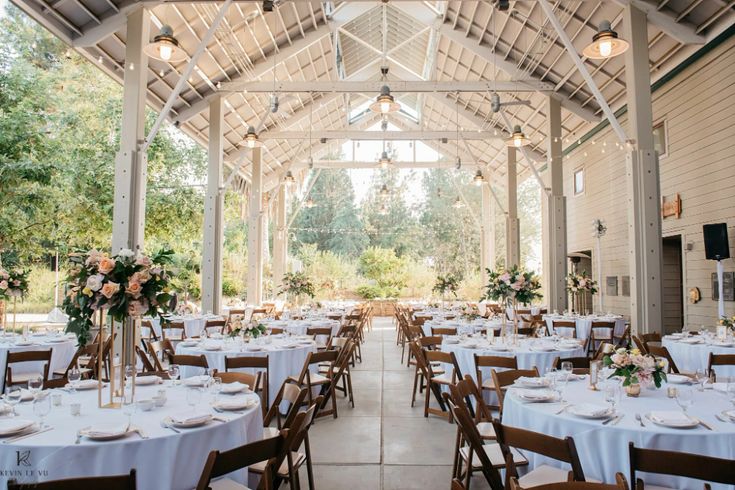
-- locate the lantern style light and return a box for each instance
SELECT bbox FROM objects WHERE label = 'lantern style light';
[378,151,391,169]
[378,204,389,215]
[506,125,530,148]
[582,21,629,60]
[304,197,315,209]
[379,184,390,199]
[452,197,464,209]
[473,169,485,186]
[243,126,262,149]
[369,86,401,114]
[144,25,188,62]
[284,171,296,186]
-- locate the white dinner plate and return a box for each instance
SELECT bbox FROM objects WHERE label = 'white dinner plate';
[515,389,557,403]
[179,341,199,347]
[489,345,510,352]
[183,375,209,387]
[14,341,33,346]
[135,376,161,386]
[246,345,264,351]
[646,411,699,428]
[568,404,613,419]
[81,423,131,441]
[666,374,694,385]
[46,337,69,343]
[67,379,100,390]
[220,382,249,394]
[211,398,256,411]
[166,413,212,428]
[514,377,551,389]
[0,418,35,436]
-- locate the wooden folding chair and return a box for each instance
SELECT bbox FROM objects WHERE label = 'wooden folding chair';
[474,354,518,411]
[640,332,662,351]
[423,349,463,420]
[203,319,227,336]
[491,368,540,415]
[135,345,156,373]
[552,356,590,375]
[289,350,339,418]
[162,320,186,341]
[631,335,648,354]
[5,349,52,388]
[613,323,631,348]
[646,345,680,374]
[52,342,99,379]
[170,354,209,375]
[552,320,578,338]
[493,421,586,488]
[432,327,457,336]
[509,476,629,490]
[146,340,175,372]
[263,382,308,438]
[226,355,269,412]
[9,470,136,490]
[140,319,159,343]
[306,327,333,351]
[629,442,735,490]
[708,352,735,381]
[588,321,616,356]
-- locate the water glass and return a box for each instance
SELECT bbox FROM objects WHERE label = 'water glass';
[604,382,622,412]
[675,388,694,415]
[168,365,180,386]
[33,394,51,428]
[6,386,22,416]
[27,376,43,397]
[68,367,81,391]
[211,377,222,402]
[186,387,202,412]
[122,397,136,426]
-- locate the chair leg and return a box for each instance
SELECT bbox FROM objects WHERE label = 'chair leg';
[305,434,315,490]
[424,382,430,417]
[346,372,354,408]
[411,369,420,407]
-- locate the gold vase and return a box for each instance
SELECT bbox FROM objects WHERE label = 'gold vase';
[625,383,641,397]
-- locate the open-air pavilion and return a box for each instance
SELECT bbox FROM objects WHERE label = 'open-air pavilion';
[3,0,735,489]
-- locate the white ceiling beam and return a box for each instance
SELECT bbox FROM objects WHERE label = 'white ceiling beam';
[326,1,375,32]
[71,1,142,47]
[611,0,706,44]
[220,79,552,93]
[307,161,479,169]
[435,23,600,123]
[260,130,503,141]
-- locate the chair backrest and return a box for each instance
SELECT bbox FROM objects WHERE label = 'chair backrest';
[431,327,456,336]
[517,327,536,337]
[6,349,52,386]
[9,469,137,490]
[145,340,169,372]
[170,354,209,370]
[306,327,333,347]
[491,368,540,413]
[646,345,680,374]
[552,320,577,338]
[61,342,100,378]
[631,335,647,354]
[707,353,735,380]
[419,335,443,350]
[135,345,156,373]
[293,350,339,385]
[214,370,258,388]
[509,475,628,490]
[629,442,735,489]
[640,332,661,344]
[614,324,631,348]
[141,320,158,341]
[162,321,186,340]
[493,422,585,485]
[424,349,463,382]
[474,354,518,393]
[552,357,590,370]
[264,382,308,430]
[225,355,269,371]
[590,321,615,339]
[204,319,227,335]
[452,375,494,424]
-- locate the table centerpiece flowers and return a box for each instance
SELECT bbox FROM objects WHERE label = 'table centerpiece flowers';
[565,270,598,315]
[227,316,266,339]
[280,271,315,310]
[0,267,30,334]
[483,265,542,339]
[433,274,460,306]
[602,347,667,397]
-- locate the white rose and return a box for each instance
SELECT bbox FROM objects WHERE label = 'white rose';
[85,274,104,292]
[118,248,135,258]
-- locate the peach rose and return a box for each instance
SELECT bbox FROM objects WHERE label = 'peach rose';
[85,249,104,267]
[126,281,143,298]
[132,270,151,284]
[100,281,120,299]
[127,299,149,317]
[135,256,152,267]
[98,257,116,274]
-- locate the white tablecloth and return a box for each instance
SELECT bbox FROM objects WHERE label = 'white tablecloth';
[0,382,263,489]
[422,319,504,338]
[663,336,735,377]
[176,337,316,398]
[0,335,77,391]
[543,315,625,340]
[147,315,225,339]
[503,377,735,489]
[262,319,340,337]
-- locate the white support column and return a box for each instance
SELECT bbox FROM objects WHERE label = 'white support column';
[505,148,520,268]
[624,4,663,335]
[480,184,496,282]
[247,148,264,305]
[111,8,149,254]
[201,96,225,314]
[272,185,288,298]
[545,96,568,311]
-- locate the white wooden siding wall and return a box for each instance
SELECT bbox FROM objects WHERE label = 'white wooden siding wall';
[562,36,735,328]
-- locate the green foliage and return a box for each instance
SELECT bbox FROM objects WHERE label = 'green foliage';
[432,273,461,298]
[221,278,243,298]
[358,247,407,296]
[297,244,359,299]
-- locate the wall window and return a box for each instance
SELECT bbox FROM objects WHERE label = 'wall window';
[573,168,585,196]
[653,120,668,158]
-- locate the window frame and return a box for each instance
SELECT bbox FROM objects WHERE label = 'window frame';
[573,167,585,196]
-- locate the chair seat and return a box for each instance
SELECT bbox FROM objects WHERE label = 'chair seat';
[431,374,454,385]
[289,373,330,385]
[481,378,495,390]
[517,465,570,487]
[262,426,279,439]
[476,422,496,440]
[460,443,528,469]
[208,478,252,490]
[249,451,306,477]
[52,367,92,377]
[8,372,45,384]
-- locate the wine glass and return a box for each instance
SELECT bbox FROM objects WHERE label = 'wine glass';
[561,361,574,381]
[211,377,222,403]
[675,388,694,416]
[168,365,180,386]
[122,396,136,428]
[604,382,622,413]
[6,386,22,416]
[33,393,51,428]
[68,367,81,392]
[186,387,202,412]
[27,376,43,398]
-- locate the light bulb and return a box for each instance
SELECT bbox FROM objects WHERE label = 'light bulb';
[599,39,612,58]
[514,137,522,148]
[247,140,256,149]
[380,161,388,169]
[159,44,173,61]
[380,101,390,113]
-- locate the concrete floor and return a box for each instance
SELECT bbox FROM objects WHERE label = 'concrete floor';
[301,316,492,490]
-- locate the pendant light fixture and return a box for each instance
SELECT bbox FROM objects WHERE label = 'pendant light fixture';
[243,126,262,149]
[144,25,188,62]
[379,184,390,199]
[378,203,389,215]
[473,169,485,186]
[378,151,392,168]
[582,21,629,59]
[506,125,530,148]
[370,85,401,114]
[304,197,315,209]
[284,170,295,186]
[452,197,464,209]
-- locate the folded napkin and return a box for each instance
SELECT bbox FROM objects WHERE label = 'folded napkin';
[649,411,692,425]
[75,379,100,390]
[573,403,610,417]
[203,342,222,351]
[85,423,129,438]
[515,376,548,387]
[516,389,555,401]
[666,374,693,385]
[213,398,255,411]
[681,338,703,344]
[220,381,249,394]
[19,389,34,401]
[170,411,211,425]
[183,375,209,387]
[134,376,161,386]
[0,418,34,435]
[723,410,735,421]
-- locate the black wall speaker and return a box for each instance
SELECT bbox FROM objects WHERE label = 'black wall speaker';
[703,223,730,260]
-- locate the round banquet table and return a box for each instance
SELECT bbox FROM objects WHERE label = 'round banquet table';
[422,319,504,338]
[146,314,225,339]
[176,336,316,398]
[662,335,735,377]
[542,314,626,340]
[0,334,77,392]
[502,377,735,490]
[262,319,341,337]
[0,381,263,489]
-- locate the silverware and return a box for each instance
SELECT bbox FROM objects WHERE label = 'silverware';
[75,426,90,444]
[635,413,646,427]
[160,420,180,433]
[694,417,714,431]
[131,427,149,439]
[601,414,618,425]
[611,414,625,425]
[212,407,243,415]
[3,426,53,444]
[554,404,570,415]
[212,416,229,423]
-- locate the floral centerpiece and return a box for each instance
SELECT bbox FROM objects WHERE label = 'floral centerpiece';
[720,315,735,329]
[0,267,30,332]
[602,347,667,396]
[460,303,479,322]
[63,248,174,345]
[279,271,315,308]
[433,274,460,303]
[483,266,542,337]
[566,270,598,314]
[227,315,267,339]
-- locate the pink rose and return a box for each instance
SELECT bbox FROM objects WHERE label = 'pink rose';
[86,249,104,267]
[100,282,120,299]
[0,280,7,290]
[98,257,115,274]
[135,256,152,267]
[126,281,143,298]
[12,280,20,287]
[127,299,149,317]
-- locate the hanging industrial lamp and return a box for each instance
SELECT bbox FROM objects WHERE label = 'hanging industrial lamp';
[378,203,389,215]
[473,169,485,186]
[452,197,464,209]
[144,25,188,62]
[284,171,296,186]
[243,126,262,149]
[379,184,390,199]
[378,151,392,169]
[506,125,530,148]
[304,197,316,209]
[370,86,401,114]
[582,21,629,59]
